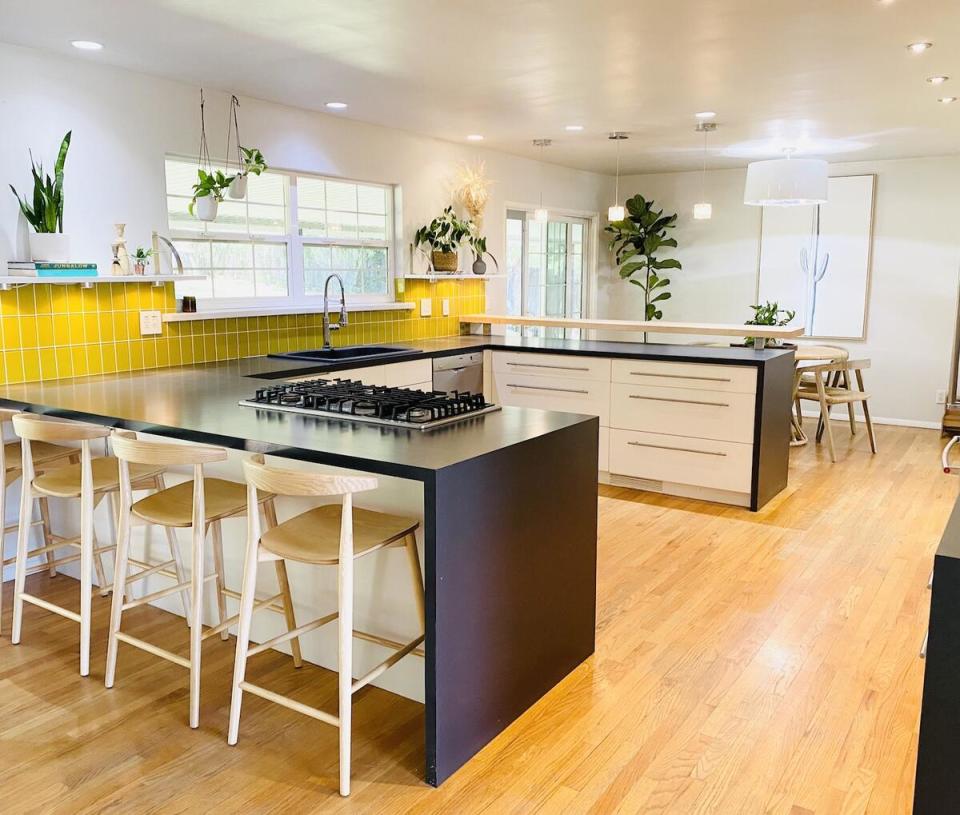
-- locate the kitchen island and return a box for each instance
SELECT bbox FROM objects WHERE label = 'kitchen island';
[0,355,599,787]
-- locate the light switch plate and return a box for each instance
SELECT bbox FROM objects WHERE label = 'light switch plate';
[442,298,450,316]
[139,310,163,336]
[420,298,432,317]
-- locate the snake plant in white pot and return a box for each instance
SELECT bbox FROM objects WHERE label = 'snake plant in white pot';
[9,131,73,262]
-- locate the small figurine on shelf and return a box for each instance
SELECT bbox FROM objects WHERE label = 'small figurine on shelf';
[132,247,153,275]
[112,223,130,275]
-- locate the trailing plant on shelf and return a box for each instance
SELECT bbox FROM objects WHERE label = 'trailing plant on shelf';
[604,193,680,321]
[9,131,75,262]
[413,206,472,272]
[188,169,229,221]
[744,300,796,347]
[468,233,499,276]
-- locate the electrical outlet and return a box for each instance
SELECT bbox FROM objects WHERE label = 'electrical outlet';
[420,298,432,317]
[937,389,948,405]
[139,310,163,336]
[442,298,450,317]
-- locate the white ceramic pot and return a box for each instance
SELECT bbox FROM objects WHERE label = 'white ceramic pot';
[228,174,248,199]
[195,195,219,222]
[29,233,71,262]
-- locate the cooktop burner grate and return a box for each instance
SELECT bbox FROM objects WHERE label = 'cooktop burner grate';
[240,378,500,430]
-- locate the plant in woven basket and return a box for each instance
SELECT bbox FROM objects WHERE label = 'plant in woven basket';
[414,206,472,272]
[605,193,680,321]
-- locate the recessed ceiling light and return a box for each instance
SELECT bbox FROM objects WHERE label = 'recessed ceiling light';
[928,75,950,85]
[71,40,103,50]
[564,125,584,132]
[938,96,957,104]
[325,101,348,110]
[907,41,933,54]
[466,134,484,141]
[695,111,716,119]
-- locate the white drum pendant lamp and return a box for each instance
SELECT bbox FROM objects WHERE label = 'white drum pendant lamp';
[743,150,828,207]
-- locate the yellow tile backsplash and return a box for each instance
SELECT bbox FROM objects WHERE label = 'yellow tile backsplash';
[0,278,485,385]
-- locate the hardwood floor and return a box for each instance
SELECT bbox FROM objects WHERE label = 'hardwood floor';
[0,422,948,814]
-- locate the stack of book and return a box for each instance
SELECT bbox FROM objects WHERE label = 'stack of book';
[6,262,98,278]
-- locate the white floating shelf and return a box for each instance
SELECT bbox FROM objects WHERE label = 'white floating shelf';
[400,274,506,282]
[162,301,415,323]
[0,274,206,290]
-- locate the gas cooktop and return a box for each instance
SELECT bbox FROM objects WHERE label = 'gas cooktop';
[240,378,501,430]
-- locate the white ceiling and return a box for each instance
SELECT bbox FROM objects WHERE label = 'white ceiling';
[1,0,959,174]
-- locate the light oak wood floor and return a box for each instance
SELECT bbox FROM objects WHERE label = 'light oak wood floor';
[0,422,948,814]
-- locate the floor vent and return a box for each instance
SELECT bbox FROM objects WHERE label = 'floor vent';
[609,474,664,492]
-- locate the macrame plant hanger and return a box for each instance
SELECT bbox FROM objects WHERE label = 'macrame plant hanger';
[197,88,212,174]
[225,95,243,177]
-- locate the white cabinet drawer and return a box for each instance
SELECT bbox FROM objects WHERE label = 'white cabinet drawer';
[598,426,609,472]
[494,371,610,425]
[609,429,752,493]
[493,352,611,382]
[610,383,755,443]
[611,359,756,394]
[307,359,433,389]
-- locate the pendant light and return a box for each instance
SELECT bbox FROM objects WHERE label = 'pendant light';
[744,148,828,206]
[608,132,628,221]
[693,122,716,220]
[533,139,551,222]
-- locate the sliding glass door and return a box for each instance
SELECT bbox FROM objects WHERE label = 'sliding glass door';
[506,210,587,338]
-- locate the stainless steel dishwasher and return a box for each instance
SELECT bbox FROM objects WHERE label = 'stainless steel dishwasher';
[433,351,484,394]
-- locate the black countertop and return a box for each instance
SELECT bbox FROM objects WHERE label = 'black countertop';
[0,336,790,481]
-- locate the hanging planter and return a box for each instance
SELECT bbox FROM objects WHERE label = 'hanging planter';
[224,97,267,200]
[228,174,247,199]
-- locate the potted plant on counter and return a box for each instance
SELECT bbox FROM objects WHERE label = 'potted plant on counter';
[414,206,471,273]
[743,301,797,348]
[468,233,499,276]
[605,193,680,321]
[9,130,73,261]
[228,147,267,199]
[189,169,229,222]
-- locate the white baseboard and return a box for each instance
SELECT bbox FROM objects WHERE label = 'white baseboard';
[799,409,940,431]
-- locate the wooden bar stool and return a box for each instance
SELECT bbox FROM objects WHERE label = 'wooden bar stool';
[105,434,302,729]
[227,455,425,797]
[9,414,167,676]
[0,408,79,632]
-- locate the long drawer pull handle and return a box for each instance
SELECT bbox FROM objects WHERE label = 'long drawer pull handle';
[506,362,591,372]
[627,441,727,457]
[506,383,590,395]
[629,372,732,382]
[628,395,729,407]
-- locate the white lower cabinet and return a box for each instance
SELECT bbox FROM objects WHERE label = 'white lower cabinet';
[598,426,609,472]
[608,429,753,493]
[307,359,433,389]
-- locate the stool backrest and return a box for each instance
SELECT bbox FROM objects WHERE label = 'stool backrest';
[12,414,109,443]
[110,432,227,466]
[242,455,377,497]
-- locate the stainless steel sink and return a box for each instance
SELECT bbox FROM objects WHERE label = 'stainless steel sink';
[269,345,420,364]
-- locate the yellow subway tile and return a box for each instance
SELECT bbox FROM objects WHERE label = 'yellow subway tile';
[115,342,132,372]
[55,347,73,378]
[36,315,54,347]
[1,317,21,349]
[19,317,39,348]
[128,340,145,370]
[34,286,53,315]
[80,287,98,313]
[84,314,101,344]
[143,338,158,368]
[101,344,118,374]
[50,285,72,314]
[4,351,24,383]
[16,287,36,313]
[22,349,41,382]
[0,290,17,317]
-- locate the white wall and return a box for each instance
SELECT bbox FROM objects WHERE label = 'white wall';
[0,42,610,316]
[598,157,960,426]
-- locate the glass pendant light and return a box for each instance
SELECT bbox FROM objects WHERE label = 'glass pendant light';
[533,139,551,222]
[608,132,628,221]
[693,121,716,220]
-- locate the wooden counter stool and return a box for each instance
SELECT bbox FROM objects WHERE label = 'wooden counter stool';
[0,408,79,633]
[105,434,302,729]
[227,455,425,797]
[9,415,167,676]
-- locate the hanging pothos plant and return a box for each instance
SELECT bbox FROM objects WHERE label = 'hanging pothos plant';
[605,194,681,321]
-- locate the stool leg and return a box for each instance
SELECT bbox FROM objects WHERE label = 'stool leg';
[79,452,95,677]
[11,478,31,645]
[189,516,205,728]
[403,533,425,632]
[105,493,133,688]
[227,508,261,746]
[91,493,110,598]
[263,499,302,668]
[37,497,56,577]
[338,536,354,796]
[155,475,191,627]
[211,520,229,642]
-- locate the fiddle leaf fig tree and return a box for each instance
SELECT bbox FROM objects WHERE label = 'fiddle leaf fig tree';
[605,193,681,320]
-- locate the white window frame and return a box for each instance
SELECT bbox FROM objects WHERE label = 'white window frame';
[164,155,400,311]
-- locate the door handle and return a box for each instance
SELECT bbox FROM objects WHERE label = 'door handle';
[627,441,727,457]
[628,395,729,407]
[506,362,591,372]
[506,383,590,395]
[629,372,732,382]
